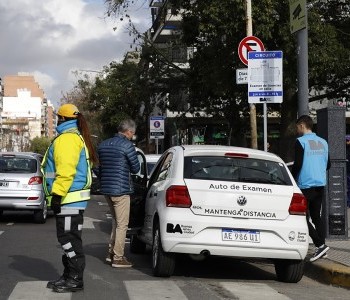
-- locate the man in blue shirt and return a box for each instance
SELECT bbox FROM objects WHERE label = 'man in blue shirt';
[292,115,330,262]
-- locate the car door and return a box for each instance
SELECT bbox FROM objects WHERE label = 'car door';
[129,150,148,229]
[142,152,174,242]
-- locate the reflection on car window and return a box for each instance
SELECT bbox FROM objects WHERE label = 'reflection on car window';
[184,156,292,185]
[0,158,37,173]
[155,153,173,182]
[135,153,146,178]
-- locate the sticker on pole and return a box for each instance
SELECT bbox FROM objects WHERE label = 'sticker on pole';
[150,116,165,139]
[238,36,265,66]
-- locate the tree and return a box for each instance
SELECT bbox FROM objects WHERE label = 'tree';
[30,136,52,155]
[103,0,350,160]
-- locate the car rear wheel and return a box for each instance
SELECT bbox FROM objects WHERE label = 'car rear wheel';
[274,259,304,283]
[33,201,47,224]
[130,235,146,254]
[152,223,175,277]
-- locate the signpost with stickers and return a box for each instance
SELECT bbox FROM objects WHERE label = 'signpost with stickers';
[150,116,165,154]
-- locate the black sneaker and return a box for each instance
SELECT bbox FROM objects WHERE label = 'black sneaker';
[46,275,66,289]
[310,244,330,262]
[53,277,84,293]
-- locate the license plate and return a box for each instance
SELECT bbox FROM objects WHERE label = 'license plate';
[222,229,260,243]
[0,181,9,187]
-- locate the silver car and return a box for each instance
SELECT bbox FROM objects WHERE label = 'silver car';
[0,152,47,223]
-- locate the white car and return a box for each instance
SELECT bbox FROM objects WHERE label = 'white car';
[129,145,309,282]
[0,152,47,223]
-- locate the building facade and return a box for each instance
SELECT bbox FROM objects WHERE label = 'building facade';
[0,74,55,151]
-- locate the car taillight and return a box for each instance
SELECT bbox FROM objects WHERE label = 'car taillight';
[28,176,43,185]
[27,196,39,200]
[289,193,307,215]
[166,185,192,208]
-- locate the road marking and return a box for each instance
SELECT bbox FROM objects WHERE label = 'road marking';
[98,201,108,206]
[106,213,112,219]
[0,231,4,236]
[7,222,14,226]
[220,282,290,300]
[124,280,187,300]
[83,216,103,229]
[8,281,71,299]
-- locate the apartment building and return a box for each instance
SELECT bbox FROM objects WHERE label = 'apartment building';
[0,74,55,151]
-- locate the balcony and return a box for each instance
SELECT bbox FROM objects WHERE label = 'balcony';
[150,0,182,43]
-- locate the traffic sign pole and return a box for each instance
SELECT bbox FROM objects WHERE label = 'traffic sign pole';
[289,0,309,117]
[245,0,258,150]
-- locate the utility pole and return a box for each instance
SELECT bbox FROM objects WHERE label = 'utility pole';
[289,0,309,116]
[246,0,258,149]
[297,21,309,116]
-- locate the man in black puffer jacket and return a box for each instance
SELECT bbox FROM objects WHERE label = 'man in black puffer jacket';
[98,119,140,268]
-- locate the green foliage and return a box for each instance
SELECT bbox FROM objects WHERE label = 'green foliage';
[88,0,350,158]
[30,136,52,155]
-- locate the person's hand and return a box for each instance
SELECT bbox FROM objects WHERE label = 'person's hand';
[51,195,62,214]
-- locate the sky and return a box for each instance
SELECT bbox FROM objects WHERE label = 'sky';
[0,0,151,108]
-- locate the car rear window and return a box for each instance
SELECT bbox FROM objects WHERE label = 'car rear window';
[0,157,37,173]
[184,156,292,186]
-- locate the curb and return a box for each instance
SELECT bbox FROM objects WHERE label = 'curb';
[305,259,350,289]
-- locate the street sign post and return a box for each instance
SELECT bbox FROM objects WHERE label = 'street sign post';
[289,0,306,34]
[247,51,283,104]
[236,68,248,85]
[150,116,165,139]
[238,36,265,66]
[150,116,165,154]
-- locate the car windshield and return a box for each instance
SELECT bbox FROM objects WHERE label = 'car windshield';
[0,157,37,173]
[184,156,292,186]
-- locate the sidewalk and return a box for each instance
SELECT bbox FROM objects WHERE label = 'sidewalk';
[304,208,350,289]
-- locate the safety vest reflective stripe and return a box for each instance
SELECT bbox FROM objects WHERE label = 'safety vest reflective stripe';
[45,172,56,179]
[46,189,90,206]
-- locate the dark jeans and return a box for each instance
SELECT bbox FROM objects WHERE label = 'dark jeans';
[56,212,85,279]
[301,187,326,248]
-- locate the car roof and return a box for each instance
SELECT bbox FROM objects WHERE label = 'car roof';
[173,145,283,163]
[0,152,42,158]
[145,154,162,162]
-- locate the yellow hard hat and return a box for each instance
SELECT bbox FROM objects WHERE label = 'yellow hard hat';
[57,104,80,118]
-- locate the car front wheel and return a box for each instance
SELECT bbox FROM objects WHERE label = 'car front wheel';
[274,259,304,283]
[33,201,47,224]
[152,223,175,277]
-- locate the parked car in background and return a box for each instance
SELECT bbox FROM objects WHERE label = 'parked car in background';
[145,154,162,176]
[129,145,309,283]
[0,152,47,223]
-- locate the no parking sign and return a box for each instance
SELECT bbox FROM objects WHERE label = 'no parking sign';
[150,116,165,139]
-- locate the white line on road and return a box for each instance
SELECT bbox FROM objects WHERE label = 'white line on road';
[220,282,291,300]
[8,281,71,300]
[7,223,14,226]
[83,216,102,229]
[0,231,4,235]
[124,280,187,300]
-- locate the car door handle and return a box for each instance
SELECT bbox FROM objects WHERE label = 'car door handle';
[153,192,158,197]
